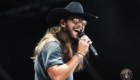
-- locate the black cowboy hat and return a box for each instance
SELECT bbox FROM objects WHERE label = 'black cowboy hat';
[47,2,98,26]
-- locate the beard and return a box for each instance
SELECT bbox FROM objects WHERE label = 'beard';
[65,24,79,41]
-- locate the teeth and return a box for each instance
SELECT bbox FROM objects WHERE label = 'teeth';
[74,29,80,32]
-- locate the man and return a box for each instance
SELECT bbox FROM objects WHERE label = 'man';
[32,2,98,80]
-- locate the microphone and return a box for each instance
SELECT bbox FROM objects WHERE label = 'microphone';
[78,31,98,57]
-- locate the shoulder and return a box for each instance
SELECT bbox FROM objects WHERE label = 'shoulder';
[38,40,63,55]
[44,40,63,52]
[46,40,62,48]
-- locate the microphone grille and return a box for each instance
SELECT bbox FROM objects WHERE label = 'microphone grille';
[78,31,85,38]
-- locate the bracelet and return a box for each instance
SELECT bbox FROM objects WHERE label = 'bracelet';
[75,53,82,63]
[77,53,85,57]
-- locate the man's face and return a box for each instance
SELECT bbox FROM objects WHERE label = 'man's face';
[65,15,86,40]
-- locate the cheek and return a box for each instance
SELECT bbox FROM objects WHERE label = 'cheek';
[66,24,72,33]
[82,26,85,32]
[66,23,74,30]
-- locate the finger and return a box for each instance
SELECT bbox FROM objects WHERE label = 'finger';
[88,39,92,44]
[82,35,90,43]
[88,41,92,45]
[80,37,84,39]
[80,36,86,41]
[83,35,90,40]
[79,38,85,42]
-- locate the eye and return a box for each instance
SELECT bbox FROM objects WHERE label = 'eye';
[73,18,79,24]
[82,20,87,26]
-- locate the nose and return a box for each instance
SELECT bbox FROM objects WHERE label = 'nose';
[76,21,83,30]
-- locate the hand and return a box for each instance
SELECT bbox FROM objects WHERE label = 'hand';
[77,35,92,55]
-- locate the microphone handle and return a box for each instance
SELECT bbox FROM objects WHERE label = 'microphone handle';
[89,43,98,57]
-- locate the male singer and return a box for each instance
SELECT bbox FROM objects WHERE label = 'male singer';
[32,2,98,80]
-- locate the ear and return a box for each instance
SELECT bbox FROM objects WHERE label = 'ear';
[60,19,66,28]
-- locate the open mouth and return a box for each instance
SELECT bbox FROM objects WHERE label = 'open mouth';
[74,29,80,32]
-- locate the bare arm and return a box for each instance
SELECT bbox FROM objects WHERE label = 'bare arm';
[47,54,83,80]
[47,35,91,80]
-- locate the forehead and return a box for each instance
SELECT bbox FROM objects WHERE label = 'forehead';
[68,15,84,20]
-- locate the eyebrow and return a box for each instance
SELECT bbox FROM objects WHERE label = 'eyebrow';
[70,17,84,20]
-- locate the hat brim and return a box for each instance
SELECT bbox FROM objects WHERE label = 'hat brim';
[47,8,98,26]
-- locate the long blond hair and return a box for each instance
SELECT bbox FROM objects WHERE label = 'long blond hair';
[31,25,87,72]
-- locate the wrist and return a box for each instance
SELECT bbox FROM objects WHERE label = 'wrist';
[75,53,83,63]
[77,53,85,57]
[77,51,85,57]
[77,51,85,55]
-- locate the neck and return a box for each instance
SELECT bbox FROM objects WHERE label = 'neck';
[69,37,76,43]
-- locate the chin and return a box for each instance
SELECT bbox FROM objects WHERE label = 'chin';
[72,36,78,41]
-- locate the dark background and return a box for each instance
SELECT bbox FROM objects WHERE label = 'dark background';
[0,0,140,80]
